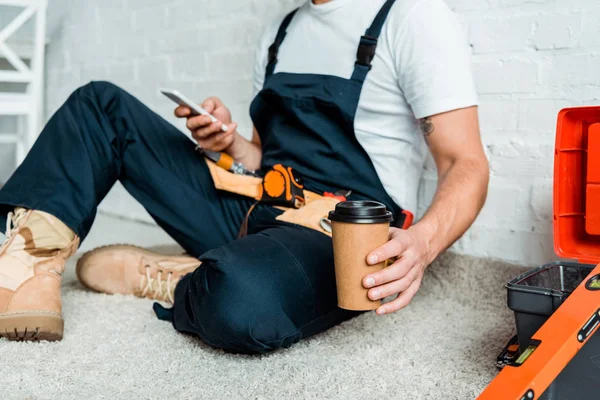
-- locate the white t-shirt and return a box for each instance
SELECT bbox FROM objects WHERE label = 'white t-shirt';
[252,0,478,213]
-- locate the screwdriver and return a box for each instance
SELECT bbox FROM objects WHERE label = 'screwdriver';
[198,147,258,177]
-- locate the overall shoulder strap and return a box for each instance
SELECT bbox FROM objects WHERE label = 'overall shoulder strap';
[351,0,397,83]
[265,9,299,80]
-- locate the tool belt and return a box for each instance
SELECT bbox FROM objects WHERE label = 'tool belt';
[206,159,340,236]
[206,159,412,237]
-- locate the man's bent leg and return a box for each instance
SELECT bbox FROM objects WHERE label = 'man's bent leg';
[0,81,251,340]
[171,211,360,354]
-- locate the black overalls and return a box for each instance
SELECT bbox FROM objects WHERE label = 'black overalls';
[0,0,403,354]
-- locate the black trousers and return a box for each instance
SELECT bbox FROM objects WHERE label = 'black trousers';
[0,82,359,354]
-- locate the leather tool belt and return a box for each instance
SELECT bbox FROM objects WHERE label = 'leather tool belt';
[206,159,340,237]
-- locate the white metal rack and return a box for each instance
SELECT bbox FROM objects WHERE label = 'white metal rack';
[0,0,47,166]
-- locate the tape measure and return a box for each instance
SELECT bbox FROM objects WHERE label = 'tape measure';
[259,164,305,208]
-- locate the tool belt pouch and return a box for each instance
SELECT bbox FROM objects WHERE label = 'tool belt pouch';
[205,159,262,200]
[205,159,339,237]
[275,197,339,237]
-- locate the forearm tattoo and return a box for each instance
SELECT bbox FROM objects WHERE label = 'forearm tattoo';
[419,117,435,142]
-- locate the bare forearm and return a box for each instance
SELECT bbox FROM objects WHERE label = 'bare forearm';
[227,132,263,171]
[411,156,489,262]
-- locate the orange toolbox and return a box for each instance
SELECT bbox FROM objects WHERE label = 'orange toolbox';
[479,107,600,399]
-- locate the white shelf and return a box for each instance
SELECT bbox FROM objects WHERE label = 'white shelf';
[0,133,19,143]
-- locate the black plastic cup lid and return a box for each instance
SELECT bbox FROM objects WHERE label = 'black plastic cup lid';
[328,201,393,224]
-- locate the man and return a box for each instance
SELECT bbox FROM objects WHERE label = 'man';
[0,0,488,353]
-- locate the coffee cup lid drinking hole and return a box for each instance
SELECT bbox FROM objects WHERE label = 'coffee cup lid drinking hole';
[328,201,393,224]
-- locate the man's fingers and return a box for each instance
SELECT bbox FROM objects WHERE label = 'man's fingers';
[227,122,238,134]
[201,98,219,114]
[187,115,216,132]
[363,256,413,288]
[367,268,418,300]
[174,106,190,118]
[376,278,421,315]
[192,122,223,139]
[197,129,235,152]
[193,121,237,143]
[366,229,408,265]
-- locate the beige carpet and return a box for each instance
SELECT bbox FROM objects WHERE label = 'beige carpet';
[0,215,530,399]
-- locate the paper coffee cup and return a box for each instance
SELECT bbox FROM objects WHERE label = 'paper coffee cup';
[329,201,393,311]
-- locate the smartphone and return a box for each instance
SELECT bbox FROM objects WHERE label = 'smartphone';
[159,88,228,132]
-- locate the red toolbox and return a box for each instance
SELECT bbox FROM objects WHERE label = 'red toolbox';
[554,107,600,262]
[479,106,600,399]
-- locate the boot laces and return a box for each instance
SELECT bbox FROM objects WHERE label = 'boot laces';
[140,265,179,303]
[1,209,28,249]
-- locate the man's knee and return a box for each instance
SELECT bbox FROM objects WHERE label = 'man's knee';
[178,257,304,354]
[75,81,125,103]
[202,293,302,354]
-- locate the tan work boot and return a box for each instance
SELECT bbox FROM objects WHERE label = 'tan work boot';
[76,245,201,304]
[0,208,79,341]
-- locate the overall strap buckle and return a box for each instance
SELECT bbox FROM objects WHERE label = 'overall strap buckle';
[356,35,378,69]
[351,0,396,82]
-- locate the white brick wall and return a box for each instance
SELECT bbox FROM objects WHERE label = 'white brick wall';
[34,0,600,265]
[439,0,600,265]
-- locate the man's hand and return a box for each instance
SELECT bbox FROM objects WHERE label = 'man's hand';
[362,226,433,315]
[174,97,263,170]
[174,96,239,152]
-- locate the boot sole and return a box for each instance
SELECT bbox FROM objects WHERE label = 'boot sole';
[0,312,63,342]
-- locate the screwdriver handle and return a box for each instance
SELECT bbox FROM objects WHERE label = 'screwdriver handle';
[215,152,234,171]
